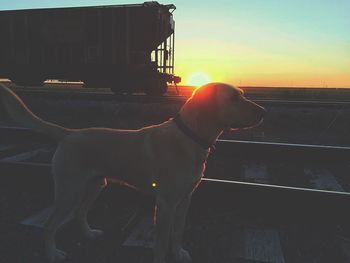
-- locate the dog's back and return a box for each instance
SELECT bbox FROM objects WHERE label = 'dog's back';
[0,83,71,140]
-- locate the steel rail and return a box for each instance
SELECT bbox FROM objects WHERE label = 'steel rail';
[217,139,350,151]
[1,159,350,199]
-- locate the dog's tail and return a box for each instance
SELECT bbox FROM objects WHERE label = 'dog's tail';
[0,83,73,140]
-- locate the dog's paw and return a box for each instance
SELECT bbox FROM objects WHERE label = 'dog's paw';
[173,248,192,262]
[85,229,104,240]
[47,248,67,262]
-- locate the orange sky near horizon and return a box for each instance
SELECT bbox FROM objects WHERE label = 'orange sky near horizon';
[173,1,350,88]
[176,34,350,88]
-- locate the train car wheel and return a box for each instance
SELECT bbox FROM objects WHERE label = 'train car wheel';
[145,78,167,96]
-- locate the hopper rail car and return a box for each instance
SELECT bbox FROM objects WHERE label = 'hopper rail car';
[0,2,181,95]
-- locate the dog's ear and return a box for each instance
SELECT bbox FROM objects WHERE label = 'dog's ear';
[188,84,218,122]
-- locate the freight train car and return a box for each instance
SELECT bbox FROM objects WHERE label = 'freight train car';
[0,2,181,95]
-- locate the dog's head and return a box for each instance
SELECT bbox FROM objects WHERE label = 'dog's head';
[184,82,266,130]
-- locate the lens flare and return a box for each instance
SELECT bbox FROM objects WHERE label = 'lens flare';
[187,71,210,86]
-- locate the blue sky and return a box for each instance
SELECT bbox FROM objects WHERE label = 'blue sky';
[1,0,349,87]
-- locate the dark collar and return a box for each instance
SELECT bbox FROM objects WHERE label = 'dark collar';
[172,114,215,151]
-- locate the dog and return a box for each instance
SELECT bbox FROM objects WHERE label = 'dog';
[0,82,265,263]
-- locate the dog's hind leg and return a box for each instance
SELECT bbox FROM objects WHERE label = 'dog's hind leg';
[44,185,84,262]
[171,193,192,262]
[75,177,107,239]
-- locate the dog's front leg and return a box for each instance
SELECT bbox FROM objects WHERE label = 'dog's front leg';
[171,193,192,262]
[153,196,175,263]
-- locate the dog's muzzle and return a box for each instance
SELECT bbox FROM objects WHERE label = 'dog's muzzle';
[230,105,266,129]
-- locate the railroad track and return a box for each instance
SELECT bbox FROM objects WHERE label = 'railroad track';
[2,127,350,262]
[2,152,350,262]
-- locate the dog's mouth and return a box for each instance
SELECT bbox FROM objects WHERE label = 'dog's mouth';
[229,117,264,131]
[244,117,264,130]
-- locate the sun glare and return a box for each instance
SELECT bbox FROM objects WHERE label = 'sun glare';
[187,71,210,86]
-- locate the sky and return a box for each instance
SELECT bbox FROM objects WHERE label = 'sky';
[1,0,350,87]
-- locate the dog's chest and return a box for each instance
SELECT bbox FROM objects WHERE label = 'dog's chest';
[194,147,210,171]
[174,151,209,196]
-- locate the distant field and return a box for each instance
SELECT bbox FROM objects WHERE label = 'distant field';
[240,86,350,101]
[1,79,350,100]
[1,89,350,147]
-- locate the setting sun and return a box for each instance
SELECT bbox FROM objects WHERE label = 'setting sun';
[187,71,210,87]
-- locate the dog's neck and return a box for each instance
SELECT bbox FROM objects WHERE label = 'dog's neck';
[175,111,223,150]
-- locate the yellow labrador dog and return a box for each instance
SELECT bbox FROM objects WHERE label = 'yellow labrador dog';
[0,82,265,263]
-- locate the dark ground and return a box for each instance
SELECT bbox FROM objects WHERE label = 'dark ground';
[2,161,350,263]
